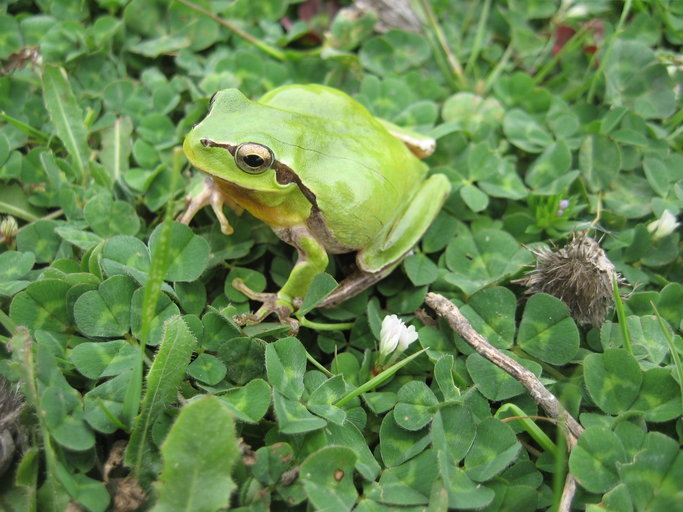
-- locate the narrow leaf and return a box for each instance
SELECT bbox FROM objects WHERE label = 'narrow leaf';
[41,65,89,181]
[125,316,197,482]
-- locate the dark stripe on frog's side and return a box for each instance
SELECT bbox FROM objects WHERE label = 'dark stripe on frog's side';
[273,159,354,253]
[200,138,318,208]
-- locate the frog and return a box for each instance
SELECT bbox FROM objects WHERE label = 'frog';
[180,84,451,329]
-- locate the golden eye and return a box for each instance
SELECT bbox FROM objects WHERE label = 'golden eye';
[234,143,274,174]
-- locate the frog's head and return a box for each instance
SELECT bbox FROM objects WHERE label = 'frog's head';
[183,89,296,193]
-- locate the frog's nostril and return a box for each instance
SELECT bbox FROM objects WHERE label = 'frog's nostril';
[200,138,210,147]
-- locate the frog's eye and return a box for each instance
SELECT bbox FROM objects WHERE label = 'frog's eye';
[234,143,274,174]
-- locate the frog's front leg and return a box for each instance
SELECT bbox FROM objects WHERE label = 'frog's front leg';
[233,226,328,329]
[177,177,243,235]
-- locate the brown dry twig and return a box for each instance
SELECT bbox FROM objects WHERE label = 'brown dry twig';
[424,292,584,512]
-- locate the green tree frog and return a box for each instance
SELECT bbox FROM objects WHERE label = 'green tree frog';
[180,84,450,327]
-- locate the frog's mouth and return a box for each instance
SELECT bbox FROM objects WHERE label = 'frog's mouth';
[199,137,319,209]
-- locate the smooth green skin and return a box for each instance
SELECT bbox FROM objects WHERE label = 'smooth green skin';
[183,84,450,317]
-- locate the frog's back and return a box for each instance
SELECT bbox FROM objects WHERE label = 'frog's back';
[259,84,369,122]
[259,85,429,249]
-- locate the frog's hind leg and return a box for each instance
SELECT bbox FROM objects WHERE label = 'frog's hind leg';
[319,173,451,308]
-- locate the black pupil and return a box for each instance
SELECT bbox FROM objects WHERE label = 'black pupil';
[244,154,264,168]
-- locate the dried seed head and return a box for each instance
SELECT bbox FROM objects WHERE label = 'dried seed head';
[0,377,25,477]
[518,231,622,328]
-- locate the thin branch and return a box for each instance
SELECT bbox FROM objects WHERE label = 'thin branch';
[425,292,584,440]
[559,473,578,512]
[425,291,584,510]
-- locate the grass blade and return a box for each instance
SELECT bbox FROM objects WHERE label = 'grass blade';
[41,65,90,183]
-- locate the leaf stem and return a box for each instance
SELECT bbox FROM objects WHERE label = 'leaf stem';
[334,348,428,407]
[417,0,467,89]
[612,275,632,355]
[464,0,491,78]
[586,0,633,103]
[651,302,683,415]
[305,351,334,377]
[175,0,287,61]
[495,403,558,456]
[297,316,354,331]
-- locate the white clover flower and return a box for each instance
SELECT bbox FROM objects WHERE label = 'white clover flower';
[397,324,418,352]
[379,315,418,356]
[647,210,680,240]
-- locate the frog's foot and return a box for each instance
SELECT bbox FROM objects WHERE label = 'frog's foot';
[177,177,242,235]
[232,278,299,333]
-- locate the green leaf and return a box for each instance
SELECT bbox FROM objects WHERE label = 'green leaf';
[298,273,339,316]
[218,378,271,423]
[252,443,295,486]
[618,432,683,510]
[380,413,431,467]
[148,222,209,282]
[100,117,133,184]
[322,421,382,481]
[265,337,307,400]
[394,381,438,431]
[464,417,521,482]
[300,446,358,512]
[372,449,437,505]
[431,404,476,465]
[152,396,238,512]
[186,353,226,385]
[0,251,35,282]
[516,293,579,365]
[0,183,45,221]
[579,134,622,192]
[84,194,140,237]
[73,275,137,337]
[70,339,137,379]
[437,451,495,509]
[129,288,180,346]
[125,316,197,482]
[100,235,150,279]
[41,385,95,451]
[444,228,531,296]
[583,348,642,415]
[10,279,71,333]
[603,39,676,119]
[272,390,326,434]
[460,183,489,212]
[217,336,266,385]
[569,426,628,494]
[403,253,439,286]
[462,286,517,349]
[83,370,133,434]
[54,226,103,251]
[433,355,460,402]
[360,30,431,75]
[41,65,89,181]
[16,220,62,263]
[629,367,682,422]
[503,109,553,153]
[466,352,542,401]
[525,139,572,189]
[308,375,347,425]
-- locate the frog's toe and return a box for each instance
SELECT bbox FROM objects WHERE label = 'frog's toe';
[232,278,274,302]
[232,279,298,332]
